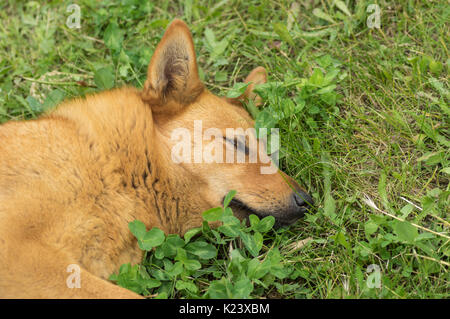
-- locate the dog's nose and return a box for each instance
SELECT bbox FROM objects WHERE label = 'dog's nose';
[293,191,314,214]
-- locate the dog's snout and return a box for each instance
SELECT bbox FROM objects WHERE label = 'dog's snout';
[293,191,314,212]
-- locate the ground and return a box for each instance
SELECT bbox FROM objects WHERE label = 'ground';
[0,0,448,298]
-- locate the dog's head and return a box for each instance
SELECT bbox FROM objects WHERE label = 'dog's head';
[142,19,313,228]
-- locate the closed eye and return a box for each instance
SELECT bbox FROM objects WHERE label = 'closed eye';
[224,136,250,155]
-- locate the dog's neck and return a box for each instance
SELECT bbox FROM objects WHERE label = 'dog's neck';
[119,128,209,235]
[51,88,209,235]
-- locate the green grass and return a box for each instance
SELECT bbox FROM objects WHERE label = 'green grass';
[0,0,448,298]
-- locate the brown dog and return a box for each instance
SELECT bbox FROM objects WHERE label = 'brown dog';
[0,19,312,298]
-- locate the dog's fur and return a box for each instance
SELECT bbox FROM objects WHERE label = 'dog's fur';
[0,20,312,298]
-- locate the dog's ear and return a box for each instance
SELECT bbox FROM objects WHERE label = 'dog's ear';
[226,66,267,107]
[141,19,203,113]
[242,66,267,106]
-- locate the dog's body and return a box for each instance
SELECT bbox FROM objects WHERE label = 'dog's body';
[0,20,312,298]
[0,88,206,298]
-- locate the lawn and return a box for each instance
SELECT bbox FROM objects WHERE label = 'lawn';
[0,0,448,298]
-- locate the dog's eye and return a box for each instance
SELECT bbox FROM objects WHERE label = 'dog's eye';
[224,137,249,155]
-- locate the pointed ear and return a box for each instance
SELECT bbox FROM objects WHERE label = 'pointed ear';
[242,66,267,105]
[226,66,267,107]
[141,19,204,112]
